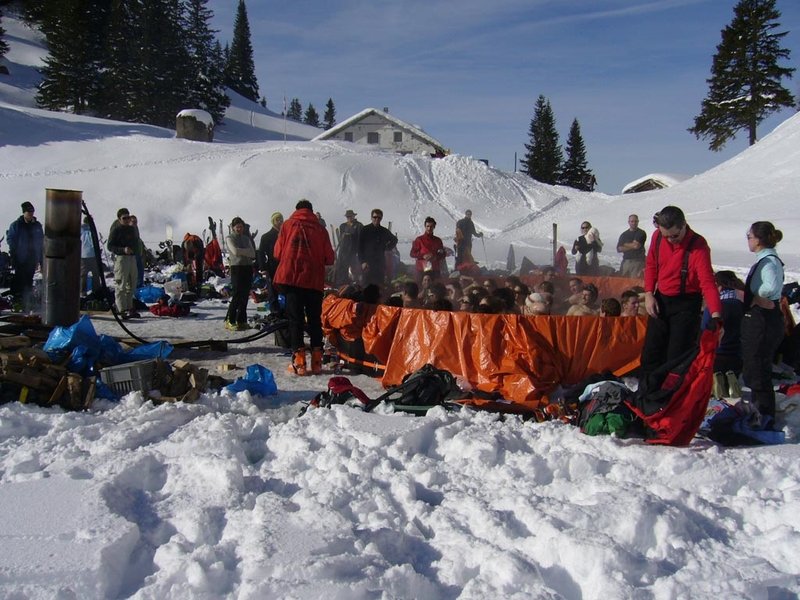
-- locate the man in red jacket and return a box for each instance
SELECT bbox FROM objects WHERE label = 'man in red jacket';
[641,205,722,376]
[410,217,446,284]
[273,199,335,375]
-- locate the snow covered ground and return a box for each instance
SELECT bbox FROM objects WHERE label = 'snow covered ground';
[2,12,800,600]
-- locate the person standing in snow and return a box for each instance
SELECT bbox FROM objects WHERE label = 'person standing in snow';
[273,199,335,376]
[224,217,256,331]
[358,208,397,288]
[80,216,101,296]
[257,212,283,313]
[6,201,43,309]
[454,209,483,267]
[571,221,602,275]
[616,214,646,278]
[411,217,446,284]
[128,214,144,288]
[333,209,362,286]
[107,208,141,319]
[640,206,722,377]
[741,221,785,421]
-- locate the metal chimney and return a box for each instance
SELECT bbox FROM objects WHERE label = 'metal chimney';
[42,188,82,326]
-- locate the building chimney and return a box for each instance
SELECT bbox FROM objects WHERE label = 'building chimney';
[383,107,389,113]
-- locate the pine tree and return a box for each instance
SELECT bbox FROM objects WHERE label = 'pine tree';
[99,0,138,121]
[35,0,110,114]
[560,119,595,191]
[0,8,10,60]
[303,103,320,127]
[522,95,562,185]
[689,0,795,150]
[182,0,230,124]
[287,97,302,121]
[225,0,259,102]
[19,0,48,24]
[323,98,336,130]
[124,0,192,127]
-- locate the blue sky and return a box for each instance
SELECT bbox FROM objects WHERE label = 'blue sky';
[208,0,800,194]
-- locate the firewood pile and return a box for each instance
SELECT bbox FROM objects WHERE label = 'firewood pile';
[1,333,227,410]
[0,335,95,409]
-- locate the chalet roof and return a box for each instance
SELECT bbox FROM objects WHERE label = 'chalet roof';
[621,172,690,194]
[312,107,445,152]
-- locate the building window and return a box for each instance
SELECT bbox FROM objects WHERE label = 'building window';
[393,131,403,143]
[344,132,353,142]
[367,132,379,144]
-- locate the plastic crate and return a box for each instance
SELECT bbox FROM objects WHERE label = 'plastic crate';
[99,359,156,396]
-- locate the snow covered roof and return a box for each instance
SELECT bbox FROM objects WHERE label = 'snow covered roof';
[312,107,445,152]
[622,172,689,194]
[177,109,214,127]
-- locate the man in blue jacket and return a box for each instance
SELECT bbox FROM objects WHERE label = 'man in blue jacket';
[6,202,43,310]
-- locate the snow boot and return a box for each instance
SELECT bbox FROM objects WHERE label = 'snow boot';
[288,348,307,376]
[712,371,728,399]
[725,371,742,399]
[311,348,323,375]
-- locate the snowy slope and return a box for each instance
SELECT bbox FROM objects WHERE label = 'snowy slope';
[1,13,800,599]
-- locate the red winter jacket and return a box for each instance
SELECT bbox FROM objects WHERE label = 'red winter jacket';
[644,227,721,315]
[273,208,335,291]
[410,233,445,273]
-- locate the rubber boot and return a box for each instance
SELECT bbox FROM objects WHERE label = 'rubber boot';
[712,371,728,399]
[311,348,323,375]
[288,348,307,376]
[725,371,742,399]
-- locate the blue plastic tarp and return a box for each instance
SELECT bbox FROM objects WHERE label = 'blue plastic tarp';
[225,364,278,397]
[44,315,173,376]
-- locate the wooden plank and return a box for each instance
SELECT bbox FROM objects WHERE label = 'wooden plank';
[0,335,32,349]
[48,376,69,406]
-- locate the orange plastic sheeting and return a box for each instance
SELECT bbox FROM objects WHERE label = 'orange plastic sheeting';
[323,296,648,407]
[321,294,380,342]
[521,274,643,299]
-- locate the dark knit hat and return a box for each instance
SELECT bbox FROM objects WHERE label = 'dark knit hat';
[21,202,35,213]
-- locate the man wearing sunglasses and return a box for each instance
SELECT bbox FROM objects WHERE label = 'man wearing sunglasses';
[357,209,397,287]
[640,205,721,376]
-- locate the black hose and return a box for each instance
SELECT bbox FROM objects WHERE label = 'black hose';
[80,201,284,348]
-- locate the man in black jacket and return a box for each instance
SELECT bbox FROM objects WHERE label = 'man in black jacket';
[358,209,397,288]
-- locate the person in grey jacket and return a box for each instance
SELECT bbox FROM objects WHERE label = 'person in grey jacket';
[225,217,256,330]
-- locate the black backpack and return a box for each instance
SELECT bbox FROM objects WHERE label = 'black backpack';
[366,364,463,414]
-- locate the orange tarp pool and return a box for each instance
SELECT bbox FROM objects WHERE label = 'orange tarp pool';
[322,295,648,407]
